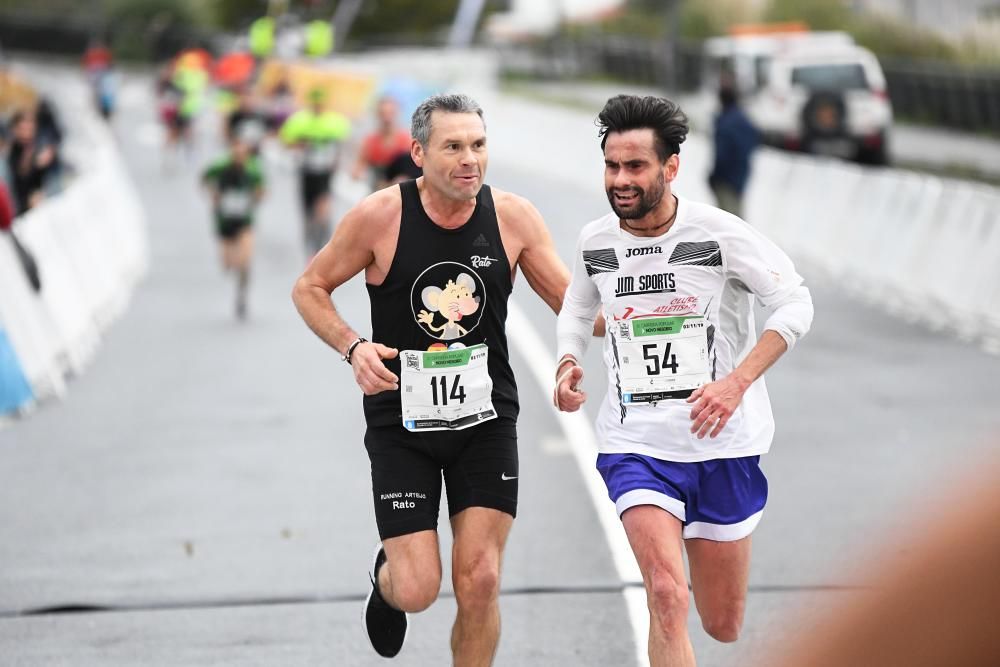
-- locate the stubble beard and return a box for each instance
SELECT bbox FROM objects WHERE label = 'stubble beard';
[607,173,666,220]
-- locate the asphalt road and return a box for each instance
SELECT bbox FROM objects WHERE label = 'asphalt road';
[1,53,998,666]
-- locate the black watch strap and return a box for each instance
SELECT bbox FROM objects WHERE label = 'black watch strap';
[342,337,367,364]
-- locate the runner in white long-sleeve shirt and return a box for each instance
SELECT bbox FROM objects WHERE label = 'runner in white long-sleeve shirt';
[554,95,813,667]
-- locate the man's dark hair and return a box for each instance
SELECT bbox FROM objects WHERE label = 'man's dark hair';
[597,95,689,161]
[719,84,739,109]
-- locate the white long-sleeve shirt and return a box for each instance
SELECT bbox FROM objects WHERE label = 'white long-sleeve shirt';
[557,195,813,462]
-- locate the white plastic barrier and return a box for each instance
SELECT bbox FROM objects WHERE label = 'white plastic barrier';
[0,105,148,417]
[745,148,1000,351]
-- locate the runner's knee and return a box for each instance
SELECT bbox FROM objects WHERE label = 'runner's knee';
[700,600,744,643]
[702,612,742,643]
[647,571,690,629]
[453,553,501,611]
[388,567,440,613]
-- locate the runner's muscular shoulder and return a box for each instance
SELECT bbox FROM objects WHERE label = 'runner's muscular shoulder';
[303,187,401,292]
[493,187,569,312]
[493,188,541,267]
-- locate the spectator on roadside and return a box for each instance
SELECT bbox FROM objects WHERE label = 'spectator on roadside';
[33,99,65,191]
[708,83,758,218]
[83,39,116,120]
[34,98,64,148]
[7,111,58,214]
[0,179,15,231]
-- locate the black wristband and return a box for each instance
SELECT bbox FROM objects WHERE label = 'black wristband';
[342,337,367,364]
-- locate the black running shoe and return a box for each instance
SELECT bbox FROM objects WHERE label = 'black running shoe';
[363,543,408,658]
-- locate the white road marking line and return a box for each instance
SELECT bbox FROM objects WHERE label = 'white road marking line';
[118,82,150,109]
[507,301,649,667]
[539,434,571,455]
[135,123,162,147]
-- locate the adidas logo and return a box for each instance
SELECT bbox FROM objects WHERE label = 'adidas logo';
[473,233,490,248]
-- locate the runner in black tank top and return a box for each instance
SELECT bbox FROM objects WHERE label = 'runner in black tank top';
[364,179,518,426]
[291,94,579,663]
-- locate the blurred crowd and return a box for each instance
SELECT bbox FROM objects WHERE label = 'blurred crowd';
[0,39,116,231]
[0,97,67,231]
[147,43,423,318]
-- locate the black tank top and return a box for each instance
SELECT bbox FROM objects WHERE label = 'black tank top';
[363,180,519,427]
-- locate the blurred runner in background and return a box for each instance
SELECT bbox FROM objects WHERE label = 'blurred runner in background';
[225,87,268,156]
[156,64,181,166]
[383,150,422,186]
[263,69,296,135]
[351,95,412,192]
[163,55,208,168]
[201,138,265,320]
[82,38,116,121]
[279,87,351,259]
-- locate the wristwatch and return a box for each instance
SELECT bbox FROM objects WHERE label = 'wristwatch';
[342,337,367,364]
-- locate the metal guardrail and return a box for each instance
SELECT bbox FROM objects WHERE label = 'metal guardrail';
[881,58,1000,132]
[497,34,703,92]
[499,34,1000,133]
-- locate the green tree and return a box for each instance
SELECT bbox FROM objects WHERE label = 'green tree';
[350,0,461,39]
[105,0,204,59]
[679,0,758,39]
[848,12,957,61]
[342,0,507,44]
[560,0,760,41]
[210,0,270,29]
[762,0,852,30]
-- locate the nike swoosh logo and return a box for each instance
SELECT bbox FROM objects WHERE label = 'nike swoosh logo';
[500,473,517,481]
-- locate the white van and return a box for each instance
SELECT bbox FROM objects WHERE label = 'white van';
[749,45,893,164]
[703,29,855,97]
[703,30,893,164]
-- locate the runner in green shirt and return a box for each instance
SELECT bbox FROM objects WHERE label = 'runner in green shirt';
[279,87,351,258]
[201,138,265,320]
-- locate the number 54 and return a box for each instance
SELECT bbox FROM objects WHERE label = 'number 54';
[643,343,679,376]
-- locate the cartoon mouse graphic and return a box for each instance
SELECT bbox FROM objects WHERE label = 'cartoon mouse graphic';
[418,273,481,340]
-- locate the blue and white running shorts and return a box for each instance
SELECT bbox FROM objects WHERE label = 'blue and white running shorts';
[596,453,768,541]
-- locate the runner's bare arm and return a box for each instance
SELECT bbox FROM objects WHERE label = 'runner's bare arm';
[687,224,815,437]
[687,330,787,438]
[292,192,400,394]
[687,284,813,438]
[498,193,569,315]
[554,234,602,412]
[499,193,606,336]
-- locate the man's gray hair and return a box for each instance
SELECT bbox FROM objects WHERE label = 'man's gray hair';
[411,94,485,146]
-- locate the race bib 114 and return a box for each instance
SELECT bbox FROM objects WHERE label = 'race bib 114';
[400,344,496,431]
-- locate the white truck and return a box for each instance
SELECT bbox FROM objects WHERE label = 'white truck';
[703,28,892,164]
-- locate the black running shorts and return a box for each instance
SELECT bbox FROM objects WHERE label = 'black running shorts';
[364,417,518,540]
[215,217,251,240]
[300,171,331,212]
